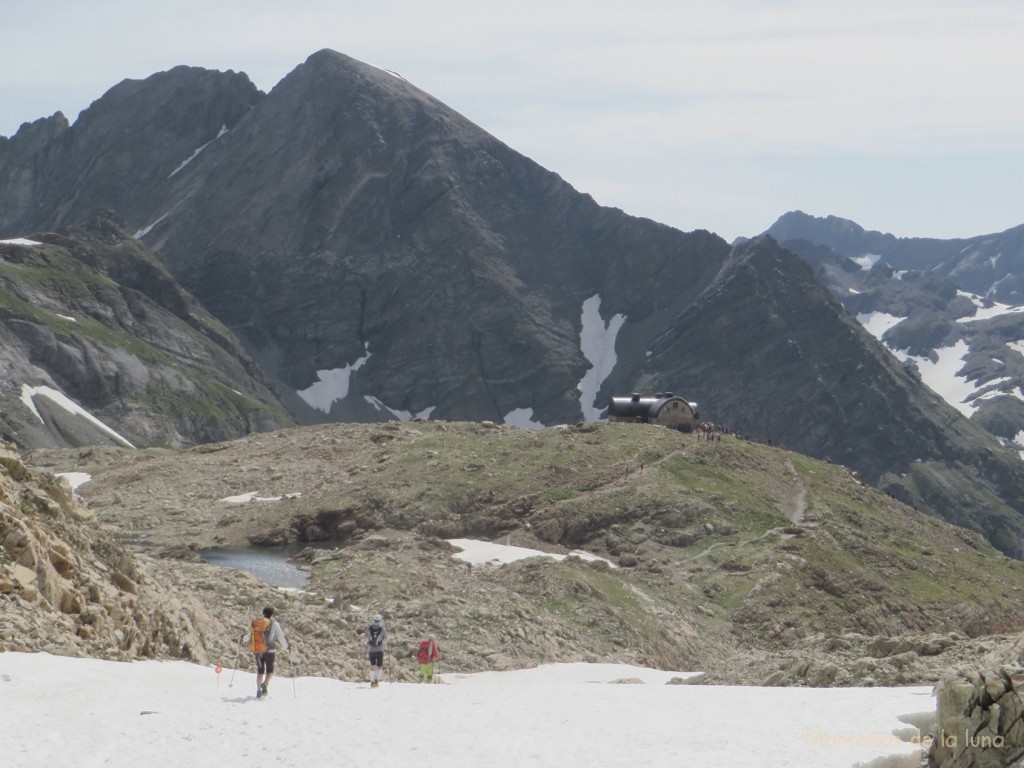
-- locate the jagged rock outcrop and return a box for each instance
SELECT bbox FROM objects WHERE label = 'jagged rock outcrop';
[0,113,70,233]
[4,67,260,236]
[0,444,210,659]
[930,662,1024,767]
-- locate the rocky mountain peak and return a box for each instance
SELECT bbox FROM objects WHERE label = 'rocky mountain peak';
[4,66,261,236]
[2,51,1024,559]
[768,211,900,257]
[4,112,70,145]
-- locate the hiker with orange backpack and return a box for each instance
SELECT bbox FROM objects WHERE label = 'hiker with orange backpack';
[417,635,441,683]
[242,606,289,699]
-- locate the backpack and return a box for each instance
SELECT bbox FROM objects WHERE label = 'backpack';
[250,617,270,653]
[368,624,385,649]
[417,640,434,664]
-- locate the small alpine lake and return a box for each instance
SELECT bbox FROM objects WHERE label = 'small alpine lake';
[198,546,314,589]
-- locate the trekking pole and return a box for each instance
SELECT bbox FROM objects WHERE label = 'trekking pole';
[290,653,297,698]
[229,633,243,688]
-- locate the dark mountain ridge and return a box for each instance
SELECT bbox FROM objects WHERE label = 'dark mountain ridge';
[768,210,1024,301]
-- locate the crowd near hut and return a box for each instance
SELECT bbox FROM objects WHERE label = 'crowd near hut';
[607,393,700,432]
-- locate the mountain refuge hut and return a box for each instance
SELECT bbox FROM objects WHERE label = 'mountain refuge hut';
[606,393,699,432]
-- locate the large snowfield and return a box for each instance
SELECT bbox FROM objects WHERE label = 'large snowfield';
[0,651,934,768]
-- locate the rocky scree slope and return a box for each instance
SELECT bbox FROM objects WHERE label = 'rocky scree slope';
[0,442,227,661]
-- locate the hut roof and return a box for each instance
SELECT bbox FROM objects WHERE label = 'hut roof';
[608,393,694,419]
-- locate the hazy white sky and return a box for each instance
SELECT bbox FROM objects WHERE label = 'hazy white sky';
[2,0,1022,242]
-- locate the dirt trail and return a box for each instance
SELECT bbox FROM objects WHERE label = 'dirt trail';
[781,459,806,524]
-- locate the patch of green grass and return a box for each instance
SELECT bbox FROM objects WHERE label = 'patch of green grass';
[0,277,170,365]
[713,574,758,611]
[0,256,111,298]
[535,560,664,635]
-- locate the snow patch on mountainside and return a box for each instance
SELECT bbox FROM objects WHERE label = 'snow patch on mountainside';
[957,292,1024,323]
[893,342,978,417]
[856,311,906,340]
[447,538,618,568]
[503,408,546,429]
[578,294,625,422]
[364,396,435,422]
[850,253,882,270]
[296,343,371,413]
[20,384,136,448]
[168,125,228,178]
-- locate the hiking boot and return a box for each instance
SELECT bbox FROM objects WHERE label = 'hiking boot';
[370,680,379,688]
[260,682,268,695]
[256,687,264,699]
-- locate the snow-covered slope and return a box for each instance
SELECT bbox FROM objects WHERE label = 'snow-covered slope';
[0,652,933,768]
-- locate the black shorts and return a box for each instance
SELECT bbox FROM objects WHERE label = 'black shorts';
[256,652,276,675]
[368,650,384,667]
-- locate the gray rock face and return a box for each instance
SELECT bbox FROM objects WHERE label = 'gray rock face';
[0,113,70,233]
[930,665,1024,767]
[1,50,734,428]
[7,66,260,236]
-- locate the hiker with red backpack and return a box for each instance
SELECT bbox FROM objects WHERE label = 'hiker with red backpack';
[242,606,289,699]
[417,635,441,683]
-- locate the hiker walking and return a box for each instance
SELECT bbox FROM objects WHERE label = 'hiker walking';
[417,634,441,683]
[364,613,388,688]
[243,606,289,699]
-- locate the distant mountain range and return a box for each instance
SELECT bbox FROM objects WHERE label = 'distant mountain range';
[2,50,1024,557]
[766,211,1024,459]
